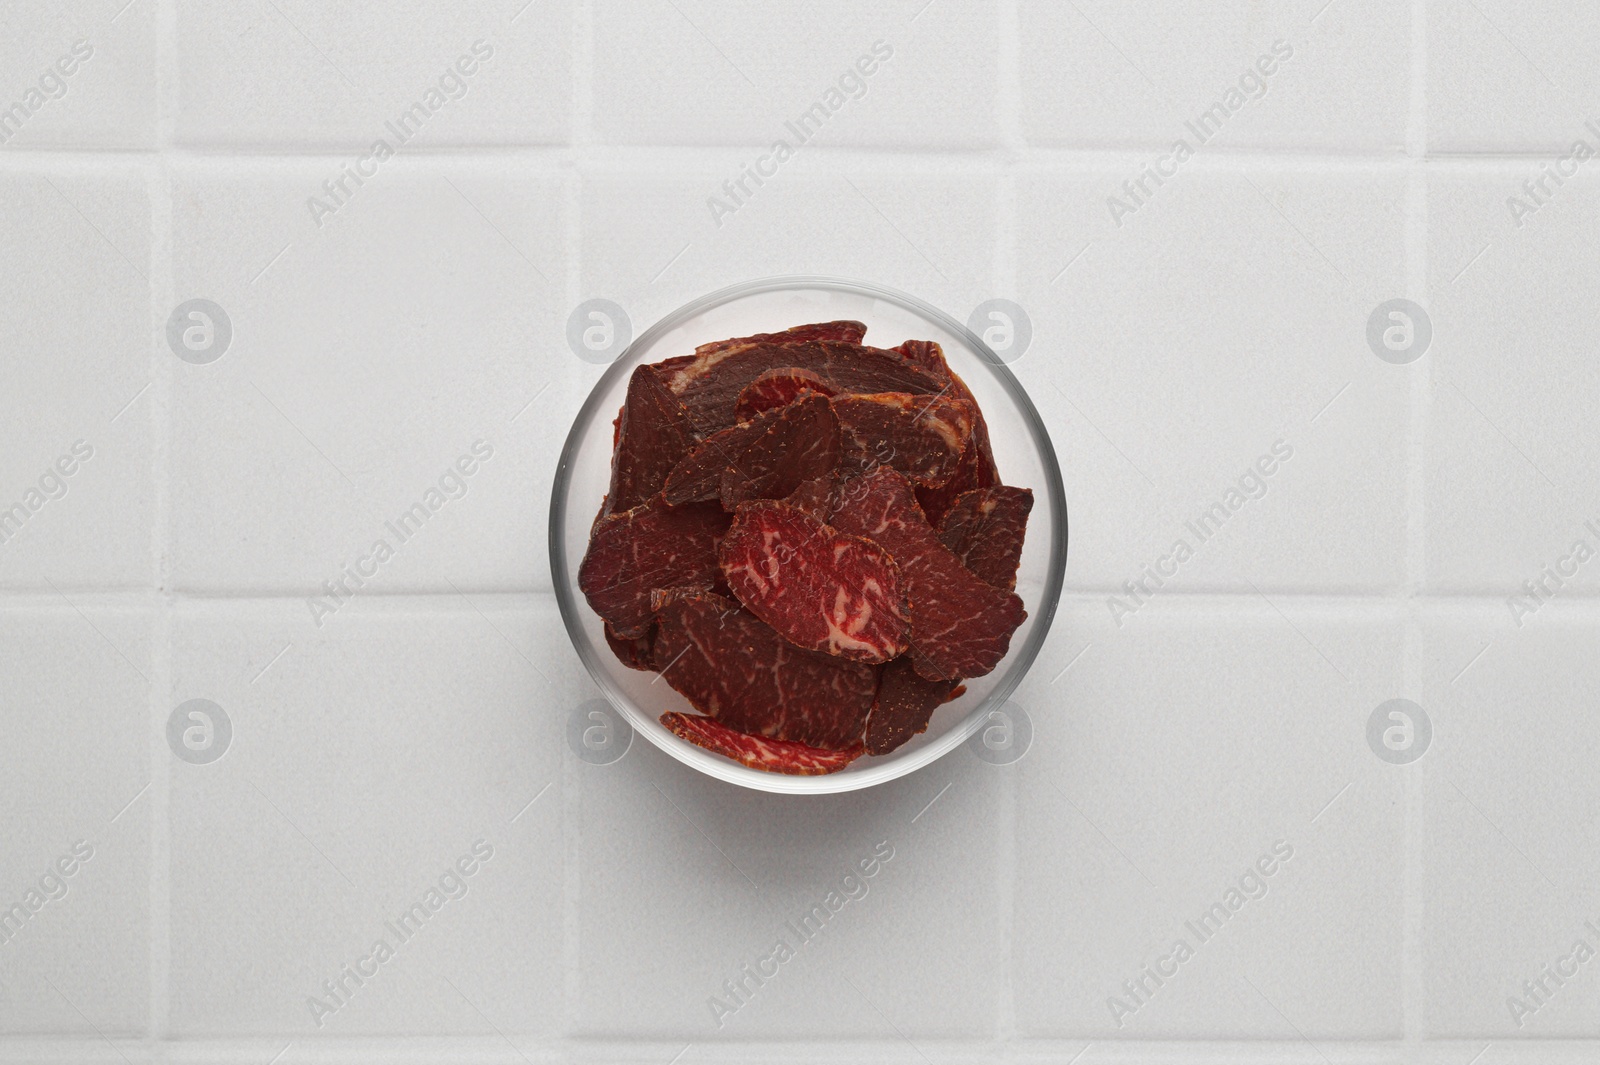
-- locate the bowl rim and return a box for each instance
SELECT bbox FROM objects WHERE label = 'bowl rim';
[549,274,1068,794]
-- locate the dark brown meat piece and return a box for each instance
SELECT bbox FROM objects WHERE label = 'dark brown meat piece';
[577,497,730,639]
[693,321,867,358]
[604,622,655,671]
[660,341,947,435]
[734,367,835,421]
[936,486,1035,592]
[662,394,838,507]
[866,657,957,755]
[889,339,1003,523]
[719,500,909,664]
[604,365,699,516]
[832,392,975,488]
[830,467,1025,681]
[653,592,877,750]
[660,712,864,775]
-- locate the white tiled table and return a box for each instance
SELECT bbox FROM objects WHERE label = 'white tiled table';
[2,1,1597,1062]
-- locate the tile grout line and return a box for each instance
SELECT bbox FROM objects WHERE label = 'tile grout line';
[1401,0,1429,1047]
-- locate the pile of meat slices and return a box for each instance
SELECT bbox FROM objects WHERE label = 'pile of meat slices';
[578,321,1033,776]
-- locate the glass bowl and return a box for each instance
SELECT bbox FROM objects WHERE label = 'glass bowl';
[550,276,1067,794]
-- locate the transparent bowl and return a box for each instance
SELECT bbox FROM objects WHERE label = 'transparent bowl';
[550,277,1067,794]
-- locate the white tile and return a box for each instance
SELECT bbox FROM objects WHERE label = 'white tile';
[1013,597,1405,1037]
[1016,163,1411,596]
[580,158,997,338]
[0,607,150,1034]
[1018,0,1409,150]
[574,736,1002,1038]
[0,165,153,591]
[1422,606,1600,1037]
[168,157,567,594]
[1426,166,1600,595]
[166,598,565,1035]
[173,0,571,147]
[1429,0,1600,153]
[0,5,156,149]
[591,2,998,148]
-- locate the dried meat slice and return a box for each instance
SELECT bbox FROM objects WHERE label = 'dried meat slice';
[832,392,975,487]
[734,367,835,421]
[866,657,957,755]
[662,339,947,435]
[719,500,908,664]
[653,592,877,749]
[889,339,1003,523]
[577,497,730,639]
[604,622,655,671]
[692,320,867,359]
[936,485,1034,592]
[780,472,837,521]
[830,467,1025,681]
[717,395,839,510]
[660,712,864,775]
[663,394,837,506]
[604,364,699,516]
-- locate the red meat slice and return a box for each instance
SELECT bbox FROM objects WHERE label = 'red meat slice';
[693,320,867,358]
[604,622,655,671]
[889,339,1003,523]
[660,340,947,435]
[830,467,1025,681]
[832,392,975,488]
[866,657,957,755]
[660,712,865,775]
[662,394,838,507]
[577,498,730,639]
[604,365,698,516]
[780,472,837,521]
[936,486,1035,592]
[653,592,877,749]
[734,367,835,421]
[719,500,908,664]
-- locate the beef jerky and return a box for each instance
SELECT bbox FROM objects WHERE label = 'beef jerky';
[663,394,837,506]
[717,396,840,510]
[936,485,1034,592]
[577,497,730,639]
[865,657,957,755]
[653,592,877,749]
[890,339,1003,523]
[604,364,699,516]
[692,320,867,359]
[734,367,835,421]
[832,392,975,488]
[604,622,655,672]
[780,472,837,521]
[660,712,864,775]
[719,500,908,664]
[830,467,1025,681]
[661,340,947,435]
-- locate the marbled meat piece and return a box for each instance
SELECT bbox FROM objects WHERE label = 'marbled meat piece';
[719,500,908,664]
[604,364,699,516]
[604,622,655,671]
[693,320,867,358]
[660,712,864,775]
[866,657,957,755]
[660,340,947,435]
[734,367,835,421]
[662,394,837,506]
[653,592,877,749]
[780,472,837,521]
[889,339,1002,523]
[829,467,1025,681]
[577,497,730,639]
[832,392,975,487]
[936,486,1034,592]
